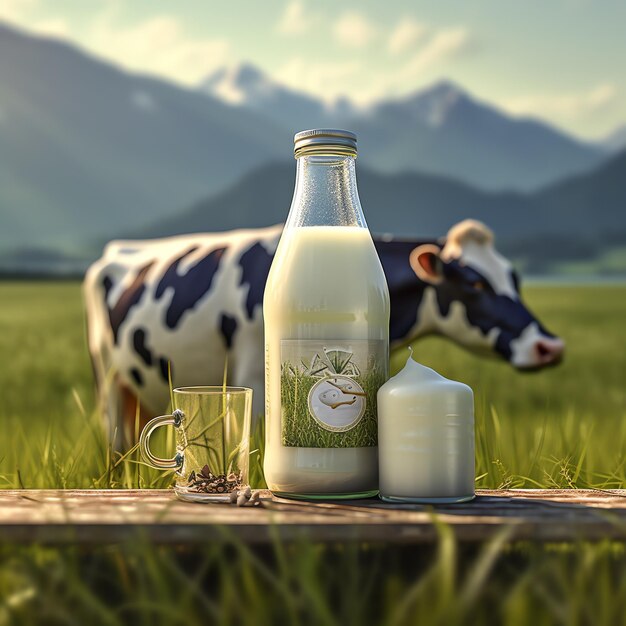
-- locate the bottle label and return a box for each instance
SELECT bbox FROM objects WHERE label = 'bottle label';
[280,340,387,448]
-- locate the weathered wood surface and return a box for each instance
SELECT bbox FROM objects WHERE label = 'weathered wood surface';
[1,489,626,545]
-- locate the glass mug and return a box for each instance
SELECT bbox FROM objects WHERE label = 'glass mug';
[140,386,253,502]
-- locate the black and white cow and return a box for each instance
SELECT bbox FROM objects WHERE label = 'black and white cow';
[84,220,564,445]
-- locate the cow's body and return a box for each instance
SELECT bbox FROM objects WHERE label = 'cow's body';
[84,221,563,446]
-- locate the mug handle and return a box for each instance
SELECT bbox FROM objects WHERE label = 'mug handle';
[139,409,184,470]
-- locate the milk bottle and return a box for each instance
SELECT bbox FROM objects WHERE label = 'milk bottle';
[263,129,390,499]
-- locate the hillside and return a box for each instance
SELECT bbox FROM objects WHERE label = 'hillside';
[142,150,626,240]
[138,162,525,240]
[138,150,626,275]
[0,23,287,253]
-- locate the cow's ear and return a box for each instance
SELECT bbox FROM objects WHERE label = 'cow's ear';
[409,244,443,284]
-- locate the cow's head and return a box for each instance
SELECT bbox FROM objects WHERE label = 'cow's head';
[410,220,564,369]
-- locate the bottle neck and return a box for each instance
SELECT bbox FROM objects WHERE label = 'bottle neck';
[285,155,367,228]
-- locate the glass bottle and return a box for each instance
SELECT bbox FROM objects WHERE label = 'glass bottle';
[263,129,390,499]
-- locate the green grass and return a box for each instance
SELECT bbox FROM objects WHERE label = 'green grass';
[2,282,625,490]
[1,280,626,625]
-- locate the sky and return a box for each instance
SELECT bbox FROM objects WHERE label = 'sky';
[1,0,624,140]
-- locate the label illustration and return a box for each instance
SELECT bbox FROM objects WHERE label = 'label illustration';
[308,375,366,432]
[280,340,387,448]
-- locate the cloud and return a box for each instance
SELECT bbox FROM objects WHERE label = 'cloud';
[0,0,36,22]
[402,27,471,77]
[333,11,377,49]
[275,57,361,101]
[388,18,428,55]
[3,3,475,106]
[0,1,231,86]
[32,18,70,37]
[0,0,70,39]
[276,0,317,36]
[271,23,473,105]
[502,83,617,121]
[86,15,231,85]
[343,25,472,103]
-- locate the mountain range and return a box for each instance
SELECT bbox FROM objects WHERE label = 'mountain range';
[201,64,606,191]
[0,23,288,253]
[138,150,626,272]
[0,21,624,276]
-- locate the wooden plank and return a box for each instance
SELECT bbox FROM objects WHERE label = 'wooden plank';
[0,489,625,545]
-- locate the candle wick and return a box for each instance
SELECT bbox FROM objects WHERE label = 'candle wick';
[407,346,414,361]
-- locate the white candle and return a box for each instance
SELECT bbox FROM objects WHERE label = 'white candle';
[377,352,475,503]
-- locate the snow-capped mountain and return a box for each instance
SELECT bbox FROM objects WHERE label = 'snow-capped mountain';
[200,63,357,132]
[347,79,604,190]
[383,80,465,128]
[201,66,605,191]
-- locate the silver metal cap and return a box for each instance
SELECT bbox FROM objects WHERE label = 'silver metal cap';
[294,128,357,158]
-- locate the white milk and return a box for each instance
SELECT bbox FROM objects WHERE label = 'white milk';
[264,225,389,498]
[377,355,475,503]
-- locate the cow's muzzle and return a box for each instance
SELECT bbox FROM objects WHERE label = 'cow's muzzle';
[534,338,565,366]
[514,336,565,370]
[509,322,565,370]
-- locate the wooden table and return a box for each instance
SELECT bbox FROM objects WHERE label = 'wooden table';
[1,489,626,545]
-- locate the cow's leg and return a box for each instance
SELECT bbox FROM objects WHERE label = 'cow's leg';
[84,260,129,450]
[119,383,152,445]
[230,348,265,426]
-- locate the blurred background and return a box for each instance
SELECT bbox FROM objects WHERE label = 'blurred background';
[0,0,625,278]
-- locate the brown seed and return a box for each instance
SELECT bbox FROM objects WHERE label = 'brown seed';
[236,494,248,507]
[249,491,260,505]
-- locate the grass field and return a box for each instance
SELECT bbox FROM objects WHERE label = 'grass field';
[1,280,626,624]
